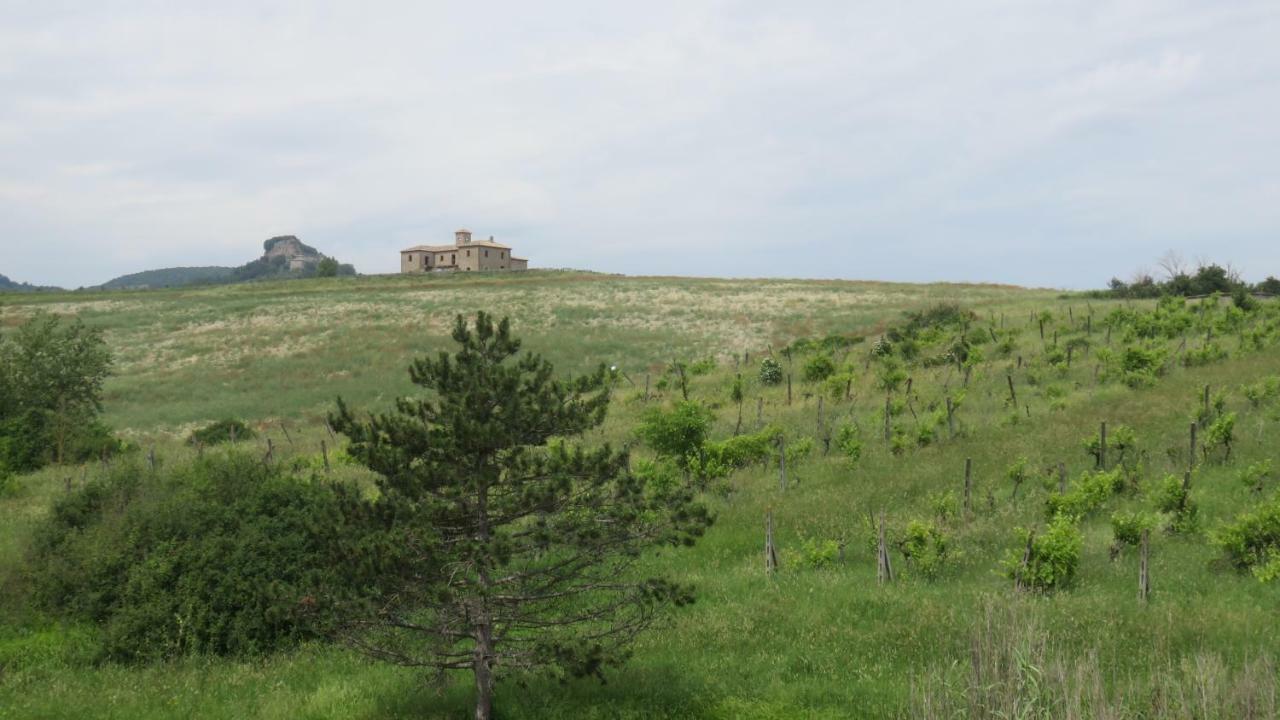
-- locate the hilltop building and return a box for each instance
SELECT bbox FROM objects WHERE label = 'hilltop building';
[400,229,528,273]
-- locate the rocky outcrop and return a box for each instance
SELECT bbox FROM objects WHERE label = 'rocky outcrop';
[262,236,322,271]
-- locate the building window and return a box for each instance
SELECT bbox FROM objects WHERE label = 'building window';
[451,254,455,264]
[484,250,489,257]
[501,252,505,258]
[466,250,471,257]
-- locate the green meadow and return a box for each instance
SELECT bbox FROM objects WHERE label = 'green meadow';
[2,270,1278,719]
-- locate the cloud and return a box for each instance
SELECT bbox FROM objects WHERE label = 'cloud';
[0,1,1277,288]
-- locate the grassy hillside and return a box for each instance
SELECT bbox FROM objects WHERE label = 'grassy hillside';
[2,270,1278,719]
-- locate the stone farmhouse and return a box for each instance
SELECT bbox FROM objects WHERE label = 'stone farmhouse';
[400,229,528,273]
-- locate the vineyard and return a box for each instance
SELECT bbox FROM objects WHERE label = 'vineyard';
[2,271,1279,718]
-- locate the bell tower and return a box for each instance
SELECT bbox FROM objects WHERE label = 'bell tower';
[455,228,472,246]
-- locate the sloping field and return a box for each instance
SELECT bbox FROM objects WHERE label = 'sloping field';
[3,271,1279,719]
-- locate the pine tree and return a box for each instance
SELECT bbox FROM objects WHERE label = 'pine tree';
[331,312,711,720]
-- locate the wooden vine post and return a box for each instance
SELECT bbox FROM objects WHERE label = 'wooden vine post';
[1138,529,1151,603]
[876,512,893,584]
[963,458,972,513]
[764,510,779,574]
[946,397,955,439]
[1189,422,1197,472]
[321,439,331,473]
[1099,421,1108,470]
[1015,529,1036,592]
[1006,375,1018,407]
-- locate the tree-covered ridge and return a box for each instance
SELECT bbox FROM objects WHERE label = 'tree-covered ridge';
[0,273,61,293]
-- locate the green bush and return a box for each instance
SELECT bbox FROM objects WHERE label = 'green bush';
[28,453,399,661]
[928,491,959,523]
[1002,514,1081,592]
[636,401,713,470]
[688,357,716,376]
[1184,342,1228,367]
[1082,424,1137,468]
[1045,469,1123,520]
[1155,474,1199,534]
[703,426,779,470]
[1005,457,1031,497]
[1110,510,1155,548]
[187,419,257,446]
[801,353,835,383]
[1203,412,1237,462]
[794,537,841,569]
[1238,460,1273,493]
[1214,495,1280,581]
[898,520,955,580]
[835,423,862,465]
[758,357,783,385]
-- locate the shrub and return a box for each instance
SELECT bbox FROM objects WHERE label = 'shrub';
[835,423,862,465]
[1045,469,1123,520]
[899,520,955,580]
[795,537,841,569]
[187,419,256,446]
[1082,424,1137,468]
[28,454,397,660]
[1113,344,1167,387]
[636,401,713,470]
[1155,474,1199,534]
[688,356,716,376]
[928,490,959,523]
[758,357,783,385]
[1241,377,1280,408]
[1214,495,1280,581]
[875,357,908,393]
[801,353,835,382]
[703,426,779,470]
[783,436,815,466]
[825,370,856,399]
[1184,342,1228,367]
[1002,514,1082,592]
[1238,460,1273,494]
[1005,457,1031,498]
[1110,510,1155,548]
[1204,412,1237,462]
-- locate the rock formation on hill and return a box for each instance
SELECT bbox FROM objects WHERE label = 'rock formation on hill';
[98,235,356,290]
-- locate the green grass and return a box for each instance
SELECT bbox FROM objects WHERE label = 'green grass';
[2,271,1279,718]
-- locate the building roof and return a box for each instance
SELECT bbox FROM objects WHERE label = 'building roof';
[401,240,512,253]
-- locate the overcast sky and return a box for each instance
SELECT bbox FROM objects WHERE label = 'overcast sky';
[2,1,1278,289]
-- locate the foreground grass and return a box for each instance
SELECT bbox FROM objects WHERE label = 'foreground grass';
[2,272,1279,718]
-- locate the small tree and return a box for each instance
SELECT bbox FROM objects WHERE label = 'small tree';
[316,256,340,277]
[331,313,711,719]
[0,312,111,468]
[637,400,714,473]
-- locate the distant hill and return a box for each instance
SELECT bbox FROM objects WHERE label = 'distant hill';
[97,236,356,290]
[0,273,61,293]
[100,266,235,290]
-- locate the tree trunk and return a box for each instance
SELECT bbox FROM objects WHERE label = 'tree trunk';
[473,621,495,720]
